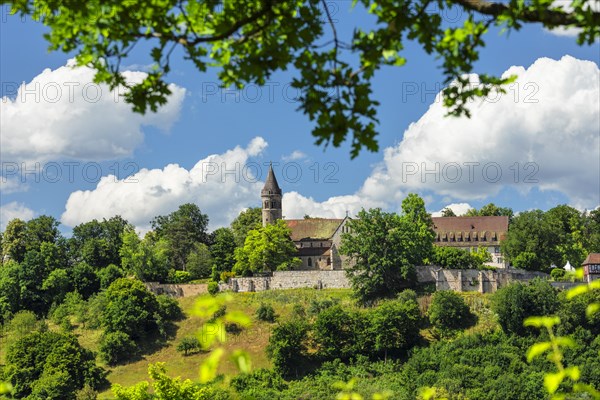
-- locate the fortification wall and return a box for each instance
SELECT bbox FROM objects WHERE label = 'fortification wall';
[220,270,350,293]
[145,282,208,297]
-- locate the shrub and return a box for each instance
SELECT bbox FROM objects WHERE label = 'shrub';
[97,264,123,290]
[171,270,192,283]
[291,304,306,318]
[99,331,137,365]
[208,305,227,323]
[220,271,236,283]
[491,279,559,336]
[208,281,219,295]
[256,303,277,322]
[176,336,201,356]
[156,295,183,321]
[267,320,309,377]
[550,268,567,281]
[308,297,339,316]
[428,291,476,332]
[230,368,288,394]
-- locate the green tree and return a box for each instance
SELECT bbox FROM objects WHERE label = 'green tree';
[24,215,62,253]
[151,204,210,270]
[370,297,421,360]
[99,331,137,366]
[4,331,105,399]
[0,260,21,323]
[176,336,201,356]
[71,262,101,299]
[491,279,559,336]
[120,229,170,282]
[100,278,160,339]
[210,227,237,277]
[231,207,262,247]
[465,203,514,220]
[233,220,300,276]
[97,263,125,289]
[266,320,309,378]
[70,216,131,269]
[8,1,597,157]
[187,242,213,279]
[428,291,476,332]
[2,218,27,263]
[503,205,590,271]
[441,208,457,217]
[340,194,434,303]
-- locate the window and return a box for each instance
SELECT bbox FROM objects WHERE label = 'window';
[308,258,312,267]
[310,242,313,247]
[494,246,500,253]
[320,242,323,247]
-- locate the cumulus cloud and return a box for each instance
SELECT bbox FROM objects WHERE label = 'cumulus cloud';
[545,0,600,37]
[431,203,473,217]
[282,150,307,162]
[60,56,599,229]
[61,137,268,232]
[0,202,35,230]
[359,55,599,209]
[1,60,186,164]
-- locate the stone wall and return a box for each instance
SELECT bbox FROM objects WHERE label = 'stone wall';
[145,282,208,297]
[415,266,548,293]
[220,270,350,293]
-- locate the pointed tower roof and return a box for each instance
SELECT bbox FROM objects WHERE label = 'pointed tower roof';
[261,163,282,195]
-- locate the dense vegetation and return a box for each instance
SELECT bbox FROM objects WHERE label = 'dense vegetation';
[1,199,599,399]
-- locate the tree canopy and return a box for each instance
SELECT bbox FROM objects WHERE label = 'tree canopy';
[7,0,598,157]
[233,219,300,276]
[340,193,435,303]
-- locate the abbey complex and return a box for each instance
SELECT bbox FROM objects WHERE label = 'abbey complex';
[260,164,510,271]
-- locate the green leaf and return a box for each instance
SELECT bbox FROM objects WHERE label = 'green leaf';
[524,316,560,329]
[586,303,600,317]
[199,347,224,383]
[225,310,252,327]
[231,349,252,374]
[566,284,589,299]
[527,342,552,362]
[544,371,565,394]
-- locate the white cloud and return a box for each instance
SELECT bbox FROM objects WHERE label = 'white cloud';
[59,56,600,229]
[359,55,599,209]
[0,177,27,194]
[282,150,307,162]
[0,202,35,231]
[1,60,186,164]
[431,203,473,217]
[61,137,268,232]
[545,0,600,37]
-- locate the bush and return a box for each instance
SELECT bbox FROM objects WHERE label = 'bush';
[176,336,201,356]
[156,295,183,321]
[208,305,227,323]
[550,268,567,281]
[170,270,192,283]
[220,271,236,283]
[99,331,137,365]
[266,320,309,378]
[428,291,476,332]
[4,331,105,399]
[256,303,277,322]
[491,279,559,336]
[308,297,339,316]
[208,281,219,295]
[97,264,123,290]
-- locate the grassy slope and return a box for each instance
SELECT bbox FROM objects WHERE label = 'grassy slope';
[0,288,496,399]
[96,288,354,399]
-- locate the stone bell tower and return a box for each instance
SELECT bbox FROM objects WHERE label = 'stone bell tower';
[261,163,282,226]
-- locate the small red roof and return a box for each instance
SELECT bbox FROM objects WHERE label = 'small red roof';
[582,253,600,265]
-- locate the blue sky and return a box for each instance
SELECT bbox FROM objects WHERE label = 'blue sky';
[1,3,599,233]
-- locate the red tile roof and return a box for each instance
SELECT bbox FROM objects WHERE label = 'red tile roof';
[432,216,509,245]
[583,253,600,265]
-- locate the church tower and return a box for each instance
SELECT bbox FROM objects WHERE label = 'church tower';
[261,163,282,226]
